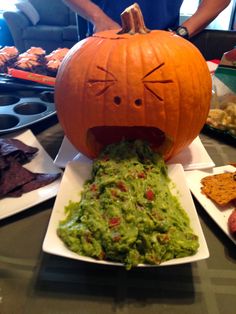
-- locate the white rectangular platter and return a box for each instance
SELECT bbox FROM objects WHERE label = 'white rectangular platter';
[0,129,62,220]
[43,160,209,267]
[185,165,236,245]
[54,136,215,171]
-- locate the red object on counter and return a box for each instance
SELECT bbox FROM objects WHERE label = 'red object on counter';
[207,59,220,74]
[210,59,221,64]
[228,209,236,237]
[7,68,55,86]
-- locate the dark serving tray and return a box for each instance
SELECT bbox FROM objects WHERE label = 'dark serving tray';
[202,124,236,147]
[0,77,56,135]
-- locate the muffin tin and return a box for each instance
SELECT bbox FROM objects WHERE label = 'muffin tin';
[0,76,56,134]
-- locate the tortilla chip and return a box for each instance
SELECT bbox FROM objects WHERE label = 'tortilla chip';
[0,160,35,197]
[7,172,61,197]
[0,138,38,164]
[0,137,60,199]
[201,171,236,206]
[0,156,8,170]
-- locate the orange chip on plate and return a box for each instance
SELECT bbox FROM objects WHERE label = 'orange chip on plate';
[201,171,236,206]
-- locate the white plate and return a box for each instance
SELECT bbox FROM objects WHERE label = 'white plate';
[43,160,209,267]
[54,136,215,171]
[185,165,236,245]
[0,129,62,220]
[167,136,215,171]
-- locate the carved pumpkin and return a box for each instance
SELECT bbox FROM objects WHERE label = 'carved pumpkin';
[55,3,212,160]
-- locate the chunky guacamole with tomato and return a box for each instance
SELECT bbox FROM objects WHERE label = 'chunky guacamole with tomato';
[57,140,199,269]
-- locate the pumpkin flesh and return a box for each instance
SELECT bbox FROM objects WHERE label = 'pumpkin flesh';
[87,126,167,156]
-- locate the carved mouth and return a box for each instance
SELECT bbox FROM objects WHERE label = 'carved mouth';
[87,126,173,156]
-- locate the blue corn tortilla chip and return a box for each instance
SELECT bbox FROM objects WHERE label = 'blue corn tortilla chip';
[0,156,7,170]
[0,138,38,164]
[6,172,61,197]
[0,137,60,199]
[0,160,36,197]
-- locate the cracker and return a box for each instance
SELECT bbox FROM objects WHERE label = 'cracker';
[201,171,236,206]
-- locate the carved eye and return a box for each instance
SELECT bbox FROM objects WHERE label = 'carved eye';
[87,66,117,96]
[143,63,173,101]
[114,96,121,105]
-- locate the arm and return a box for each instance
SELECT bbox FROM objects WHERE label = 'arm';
[182,0,231,37]
[63,0,120,32]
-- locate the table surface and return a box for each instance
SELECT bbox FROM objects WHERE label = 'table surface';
[0,120,236,314]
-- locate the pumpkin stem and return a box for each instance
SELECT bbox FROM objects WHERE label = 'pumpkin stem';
[118,3,150,35]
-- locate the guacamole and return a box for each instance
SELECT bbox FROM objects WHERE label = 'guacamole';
[57,140,199,270]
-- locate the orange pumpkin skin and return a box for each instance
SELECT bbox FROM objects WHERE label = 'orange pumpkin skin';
[55,28,212,160]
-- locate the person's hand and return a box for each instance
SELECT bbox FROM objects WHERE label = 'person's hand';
[93,16,121,33]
